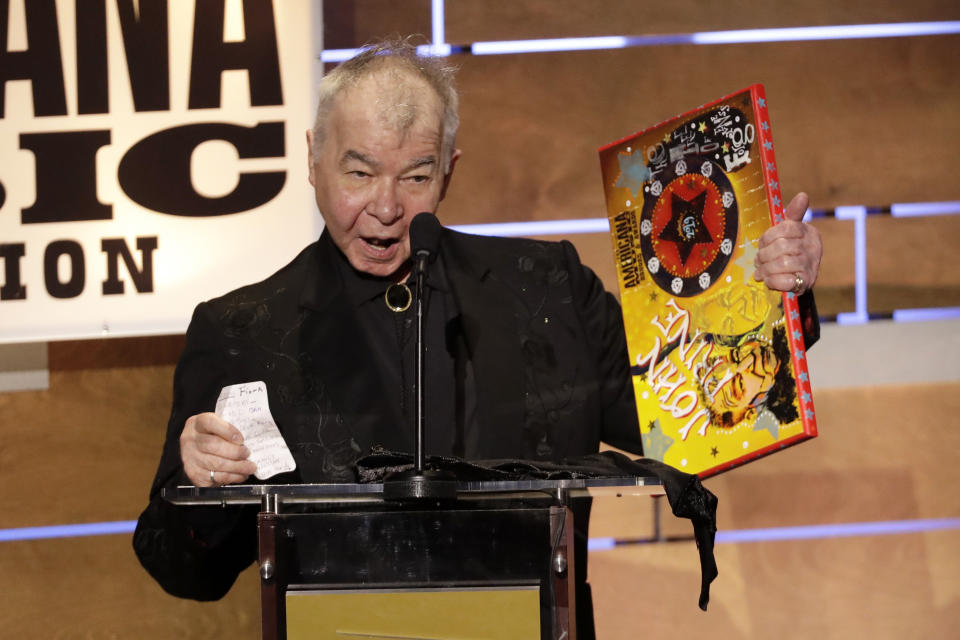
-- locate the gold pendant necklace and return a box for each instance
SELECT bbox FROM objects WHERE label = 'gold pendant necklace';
[384,282,412,312]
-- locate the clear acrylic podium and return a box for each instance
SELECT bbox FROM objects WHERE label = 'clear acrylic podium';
[165,476,663,640]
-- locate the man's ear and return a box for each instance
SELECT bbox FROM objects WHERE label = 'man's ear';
[439,149,462,201]
[305,129,316,187]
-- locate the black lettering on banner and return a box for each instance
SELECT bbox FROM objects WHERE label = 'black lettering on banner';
[44,239,85,299]
[117,0,169,112]
[188,0,282,109]
[117,121,286,216]
[0,243,27,300]
[0,0,67,117]
[76,0,108,114]
[102,236,157,294]
[20,130,113,223]
[76,0,170,114]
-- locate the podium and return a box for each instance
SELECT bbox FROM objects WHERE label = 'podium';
[166,476,663,639]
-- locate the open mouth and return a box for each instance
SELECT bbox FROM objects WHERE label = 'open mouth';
[363,236,399,251]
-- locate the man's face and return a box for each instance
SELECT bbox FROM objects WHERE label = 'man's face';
[307,75,457,280]
[704,340,779,427]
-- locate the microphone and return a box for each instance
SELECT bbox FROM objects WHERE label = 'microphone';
[409,212,443,268]
[383,212,456,501]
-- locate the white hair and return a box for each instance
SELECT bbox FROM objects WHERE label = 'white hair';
[310,39,459,172]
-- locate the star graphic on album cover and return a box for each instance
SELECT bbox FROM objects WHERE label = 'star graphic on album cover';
[658,190,713,265]
[753,409,780,439]
[642,420,674,460]
[615,148,651,199]
[710,446,719,458]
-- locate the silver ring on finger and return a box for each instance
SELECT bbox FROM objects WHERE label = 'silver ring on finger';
[209,468,217,485]
[793,271,804,295]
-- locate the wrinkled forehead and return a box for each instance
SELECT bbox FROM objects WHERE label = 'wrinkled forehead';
[334,66,444,141]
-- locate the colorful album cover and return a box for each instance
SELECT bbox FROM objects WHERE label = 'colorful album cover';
[598,85,817,477]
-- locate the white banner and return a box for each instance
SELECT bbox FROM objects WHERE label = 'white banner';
[0,0,322,343]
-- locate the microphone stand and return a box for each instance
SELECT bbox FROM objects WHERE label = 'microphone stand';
[383,250,457,501]
[413,249,427,473]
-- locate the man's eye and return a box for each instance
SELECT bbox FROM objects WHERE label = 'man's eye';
[406,175,430,184]
[349,170,370,178]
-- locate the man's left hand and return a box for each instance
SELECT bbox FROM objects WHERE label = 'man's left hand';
[753,192,822,294]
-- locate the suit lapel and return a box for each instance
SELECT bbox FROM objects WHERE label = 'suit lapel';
[442,231,526,458]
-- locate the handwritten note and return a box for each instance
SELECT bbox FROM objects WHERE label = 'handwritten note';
[215,381,296,480]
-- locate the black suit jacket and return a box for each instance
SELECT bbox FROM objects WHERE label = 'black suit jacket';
[134,226,818,631]
[134,228,645,599]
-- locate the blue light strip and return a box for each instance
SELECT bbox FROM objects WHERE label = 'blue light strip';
[588,537,617,551]
[690,21,960,45]
[7,516,957,545]
[714,518,960,544]
[834,206,869,325]
[588,517,960,550]
[320,44,452,63]
[320,47,362,63]
[472,35,633,55]
[893,307,960,322]
[431,0,445,50]
[450,218,610,237]
[891,200,960,217]
[0,520,137,542]
[320,20,960,61]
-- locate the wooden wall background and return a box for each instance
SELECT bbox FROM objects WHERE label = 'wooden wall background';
[2,1,959,637]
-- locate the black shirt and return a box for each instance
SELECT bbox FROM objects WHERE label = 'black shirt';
[331,240,478,458]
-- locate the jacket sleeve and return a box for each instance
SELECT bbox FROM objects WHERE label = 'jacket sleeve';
[797,290,820,349]
[132,302,258,601]
[561,241,645,456]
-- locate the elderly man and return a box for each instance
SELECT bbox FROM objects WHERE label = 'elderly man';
[134,40,821,636]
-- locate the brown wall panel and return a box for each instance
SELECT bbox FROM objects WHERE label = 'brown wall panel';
[2,535,259,638]
[808,218,857,316]
[442,35,960,231]
[590,529,960,640]
[447,0,960,42]
[323,0,431,49]
[47,336,184,371]
[0,365,174,528]
[866,215,960,311]
[589,381,960,638]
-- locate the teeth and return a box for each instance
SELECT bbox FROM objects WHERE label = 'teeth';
[367,238,394,248]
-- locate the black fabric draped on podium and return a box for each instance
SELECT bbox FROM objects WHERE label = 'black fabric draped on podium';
[357,447,719,611]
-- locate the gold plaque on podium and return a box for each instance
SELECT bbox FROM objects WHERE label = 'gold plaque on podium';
[286,586,541,639]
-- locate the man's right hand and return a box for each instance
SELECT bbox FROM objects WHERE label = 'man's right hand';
[180,413,257,486]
